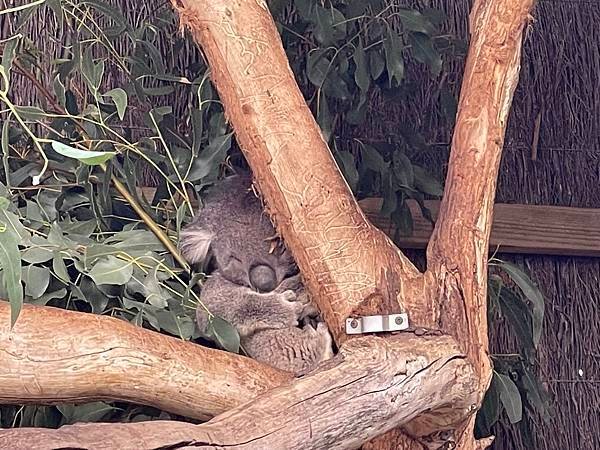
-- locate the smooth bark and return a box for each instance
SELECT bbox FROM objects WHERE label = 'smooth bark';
[0,302,290,420]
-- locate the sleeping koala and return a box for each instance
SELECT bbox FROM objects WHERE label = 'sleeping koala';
[179,171,333,374]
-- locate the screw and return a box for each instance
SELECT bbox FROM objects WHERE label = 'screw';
[350,319,359,328]
[395,316,404,326]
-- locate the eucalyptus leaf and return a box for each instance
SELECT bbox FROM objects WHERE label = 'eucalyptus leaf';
[156,309,194,340]
[497,261,544,347]
[87,255,133,285]
[51,141,115,166]
[392,151,414,188]
[369,50,385,80]
[207,316,240,353]
[22,246,54,264]
[338,152,359,192]
[359,143,388,173]
[397,9,437,34]
[353,44,370,92]
[408,32,442,77]
[307,49,331,87]
[52,254,70,284]
[495,372,523,424]
[14,106,46,121]
[186,133,232,182]
[0,224,23,326]
[104,88,128,120]
[497,285,535,352]
[383,30,405,86]
[413,165,443,197]
[22,265,50,299]
[57,402,117,425]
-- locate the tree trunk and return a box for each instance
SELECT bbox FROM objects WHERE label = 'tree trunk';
[0,334,478,450]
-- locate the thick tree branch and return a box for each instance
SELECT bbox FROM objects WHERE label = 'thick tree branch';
[171,0,429,345]
[0,302,291,420]
[422,1,535,448]
[1,334,478,450]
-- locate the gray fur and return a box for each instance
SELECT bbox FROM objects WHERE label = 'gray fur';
[179,171,333,375]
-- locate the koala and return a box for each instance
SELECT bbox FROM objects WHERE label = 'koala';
[243,322,334,375]
[179,172,296,290]
[179,170,333,375]
[195,272,307,338]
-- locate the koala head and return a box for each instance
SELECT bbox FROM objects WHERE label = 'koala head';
[179,171,297,290]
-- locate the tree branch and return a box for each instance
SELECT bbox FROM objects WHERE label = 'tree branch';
[170,0,430,345]
[0,302,291,420]
[1,334,478,450]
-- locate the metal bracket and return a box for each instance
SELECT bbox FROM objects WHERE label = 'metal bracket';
[345,313,409,335]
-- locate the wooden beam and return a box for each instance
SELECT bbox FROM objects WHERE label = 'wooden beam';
[361,199,600,258]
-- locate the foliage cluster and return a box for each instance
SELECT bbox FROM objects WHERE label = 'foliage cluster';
[0,0,548,436]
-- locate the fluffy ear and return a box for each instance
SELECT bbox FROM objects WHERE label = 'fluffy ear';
[179,228,214,265]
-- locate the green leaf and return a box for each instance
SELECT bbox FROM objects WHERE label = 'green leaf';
[497,261,544,347]
[51,141,115,166]
[497,286,535,353]
[53,74,67,108]
[23,265,50,299]
[440,87,458,122]
[353,44,370,92]
[207,316,240,353]
[392,151,414,189]
[313,6,346,46]
[1,36,19,90]
[383,30,405,86]
[14,106,46,121]
[392,201,413,237]
[519,363,550,420]
[408,32,442,77]
[104,88,128,120]
[413,165,443,197]
[476,372,501,436]
[143,272,169,308]
[359,143,388,173]
[307,49,331,87]
[495,372,523,424]
[87,255,133,285]
[397,9,437,34]
[316,94,332,142]
[22,246,54,264]
[57,402,117,425]
[369,50,385,80]
[186,133,232,182]
[380,170,397,217]
[156,309,195,340]
[52,254,70,284]
[82,0,128,28]
[0,224,23,326]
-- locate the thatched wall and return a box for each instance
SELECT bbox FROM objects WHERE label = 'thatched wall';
[2,0,599,449]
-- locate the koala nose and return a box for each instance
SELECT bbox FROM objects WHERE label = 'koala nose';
[249,263,277,292]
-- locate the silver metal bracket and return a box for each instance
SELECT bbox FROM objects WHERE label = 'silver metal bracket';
[345,313,409,335]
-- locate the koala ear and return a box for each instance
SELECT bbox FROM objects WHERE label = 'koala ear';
[179,228,214,265]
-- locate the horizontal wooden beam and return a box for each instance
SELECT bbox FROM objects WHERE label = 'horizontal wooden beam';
[360,198,600,258]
